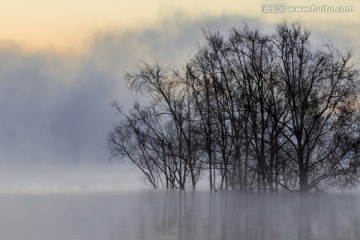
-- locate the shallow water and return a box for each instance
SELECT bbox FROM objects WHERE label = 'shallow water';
[0,191,359,240]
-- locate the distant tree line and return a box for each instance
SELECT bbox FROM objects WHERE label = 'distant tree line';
[108,22,360,192]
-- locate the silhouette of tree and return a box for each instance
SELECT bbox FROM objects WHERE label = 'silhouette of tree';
[108,22,360,192]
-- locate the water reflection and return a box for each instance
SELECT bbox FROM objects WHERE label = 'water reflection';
[0,192,359,240]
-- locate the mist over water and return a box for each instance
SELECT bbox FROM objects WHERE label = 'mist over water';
[0,191,359,240]
[0,11,358,240]
[0,164,150,194]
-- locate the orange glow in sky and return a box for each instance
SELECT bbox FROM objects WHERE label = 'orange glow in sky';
[0,0,359,52]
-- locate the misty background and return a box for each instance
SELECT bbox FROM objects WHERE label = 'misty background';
[0,14,359,193]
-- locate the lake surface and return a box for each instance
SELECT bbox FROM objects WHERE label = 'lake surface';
[0,191,359,240]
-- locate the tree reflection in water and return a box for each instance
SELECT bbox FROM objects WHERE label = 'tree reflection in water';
[121,191,360,240]
[0,192,359,240]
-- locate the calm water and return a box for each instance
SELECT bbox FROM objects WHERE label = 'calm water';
[0,191,359,240]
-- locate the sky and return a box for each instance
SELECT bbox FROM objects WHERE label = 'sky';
[0,0,359,191]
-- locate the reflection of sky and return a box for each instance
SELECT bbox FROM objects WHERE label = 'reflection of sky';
[0,1,358,171]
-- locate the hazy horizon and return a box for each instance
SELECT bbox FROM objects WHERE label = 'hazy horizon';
[0,1,359,192]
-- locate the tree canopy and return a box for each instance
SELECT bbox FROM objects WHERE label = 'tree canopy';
[108,22,360,192]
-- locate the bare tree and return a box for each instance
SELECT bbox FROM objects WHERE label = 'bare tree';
[123,63,203,189]
[108,22,360,192]
[274,22,360,192]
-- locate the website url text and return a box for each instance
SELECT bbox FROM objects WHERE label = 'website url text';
[262,4,355,13]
